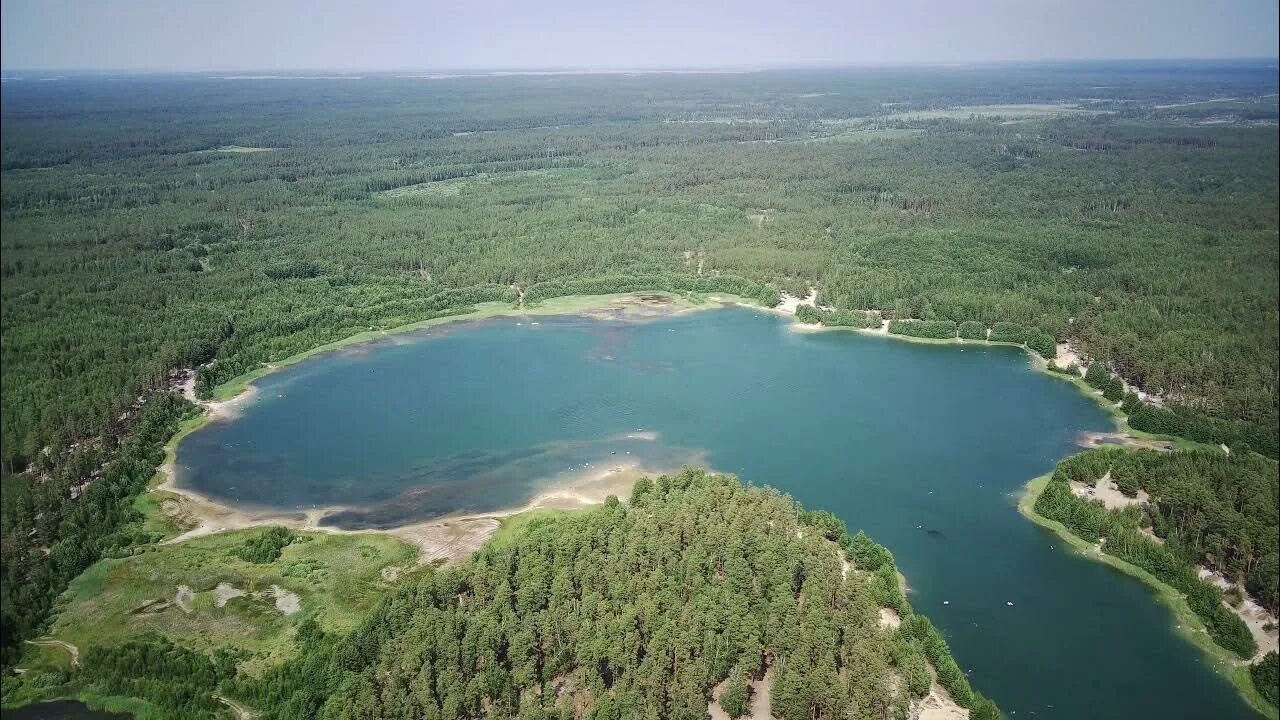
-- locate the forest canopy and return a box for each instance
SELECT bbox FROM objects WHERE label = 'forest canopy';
[2,65,1278,472]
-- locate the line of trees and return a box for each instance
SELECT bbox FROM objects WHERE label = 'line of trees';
[224,470,998,719]
[0,393,197,667]
[1036,446,1278,663]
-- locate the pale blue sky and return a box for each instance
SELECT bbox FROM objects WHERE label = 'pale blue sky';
[2,0,1277,71]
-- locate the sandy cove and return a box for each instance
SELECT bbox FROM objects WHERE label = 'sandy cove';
[155,442,662,566]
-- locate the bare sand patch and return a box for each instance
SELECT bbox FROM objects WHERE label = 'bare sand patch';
[175,585,195,613]
[270,585,301,615]
[1075,431,1173,453]
[214,583,247,608]
[773,288,814,315]
[710,664,775,720]
[1069,473,1148,510]
[912,679,969,720]
[1198,567,1280,662]
[879,607,902,630]
[1053,341,1084,372]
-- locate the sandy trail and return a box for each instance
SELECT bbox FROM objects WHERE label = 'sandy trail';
[24,639,80,668]
[1198,567,1280,663]
[911,663,969,720]
[215,695,258,720]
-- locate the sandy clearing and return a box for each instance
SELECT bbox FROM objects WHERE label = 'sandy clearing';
[176,371,260,420]
[911,662,969,720]
[1069,472,1148,510]
[772,287,838,320]
[880,607,902,630]
[912,679,969,720]
[708,663,775,720]
[215,695,259,720]
[1198,567,1280,663]
[1075,431,1173,452]
[1053,341,1085,372]
[214,583,247,608]
[175,585,195,613]
[270,585,301,615]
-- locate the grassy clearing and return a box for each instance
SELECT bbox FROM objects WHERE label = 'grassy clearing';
[379,167,592,199]
[880,103,1092,121]
[210,145,273,153]
[45,528,416,675]
[1019,475,1278,719]
[808,127,924,143]
[486,508,571,553]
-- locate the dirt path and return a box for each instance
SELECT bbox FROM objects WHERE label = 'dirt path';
[215,695,258,720]
[26,638,80,668]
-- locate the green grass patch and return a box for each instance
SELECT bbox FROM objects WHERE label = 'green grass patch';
[48,529,416,675]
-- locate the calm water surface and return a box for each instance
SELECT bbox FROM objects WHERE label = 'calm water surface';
[179,307,1254,718]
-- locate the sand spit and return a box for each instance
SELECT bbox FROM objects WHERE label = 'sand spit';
[214,583,246,608]
[1075,431,1173,452]
[156,446,671,566]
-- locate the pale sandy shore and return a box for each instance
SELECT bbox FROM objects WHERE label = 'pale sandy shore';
[155,452,663,565]
[1065,472,1278,665]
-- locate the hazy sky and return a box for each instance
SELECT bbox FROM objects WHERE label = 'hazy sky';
[2,0,1277,71]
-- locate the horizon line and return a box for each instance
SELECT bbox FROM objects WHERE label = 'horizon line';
[3,56,1278,76]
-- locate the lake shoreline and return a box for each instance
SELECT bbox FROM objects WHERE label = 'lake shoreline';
[159,288,1179,546]
[1018,475,1279,719]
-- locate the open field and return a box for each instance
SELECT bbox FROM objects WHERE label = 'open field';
[45,528,416,674]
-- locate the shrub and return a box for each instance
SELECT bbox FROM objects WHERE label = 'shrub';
[1027,331,1057,359]
[1253,652,1279,707]
[957,320,986,340]
[988,321,1027,344]
[719,673,750,718]
[888,320,957,339]
[235,527,295,564]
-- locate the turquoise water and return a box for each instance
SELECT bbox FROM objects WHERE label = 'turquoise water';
[179,306,1255,718]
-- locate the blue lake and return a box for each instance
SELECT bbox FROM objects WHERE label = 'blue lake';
[178,305,1255,718]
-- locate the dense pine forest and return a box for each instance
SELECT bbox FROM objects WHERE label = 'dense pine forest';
[6,470,1000,720]
[2,64,1277,471]
[2,62,1278,716]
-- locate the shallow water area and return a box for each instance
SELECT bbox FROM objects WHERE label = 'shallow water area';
[177,305,1256,718]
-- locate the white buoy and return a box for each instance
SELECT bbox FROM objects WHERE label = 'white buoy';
[943,600,950,605]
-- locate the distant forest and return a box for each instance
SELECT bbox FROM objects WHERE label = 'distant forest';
[1,64,1278,705]
[2,65,1277,472]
